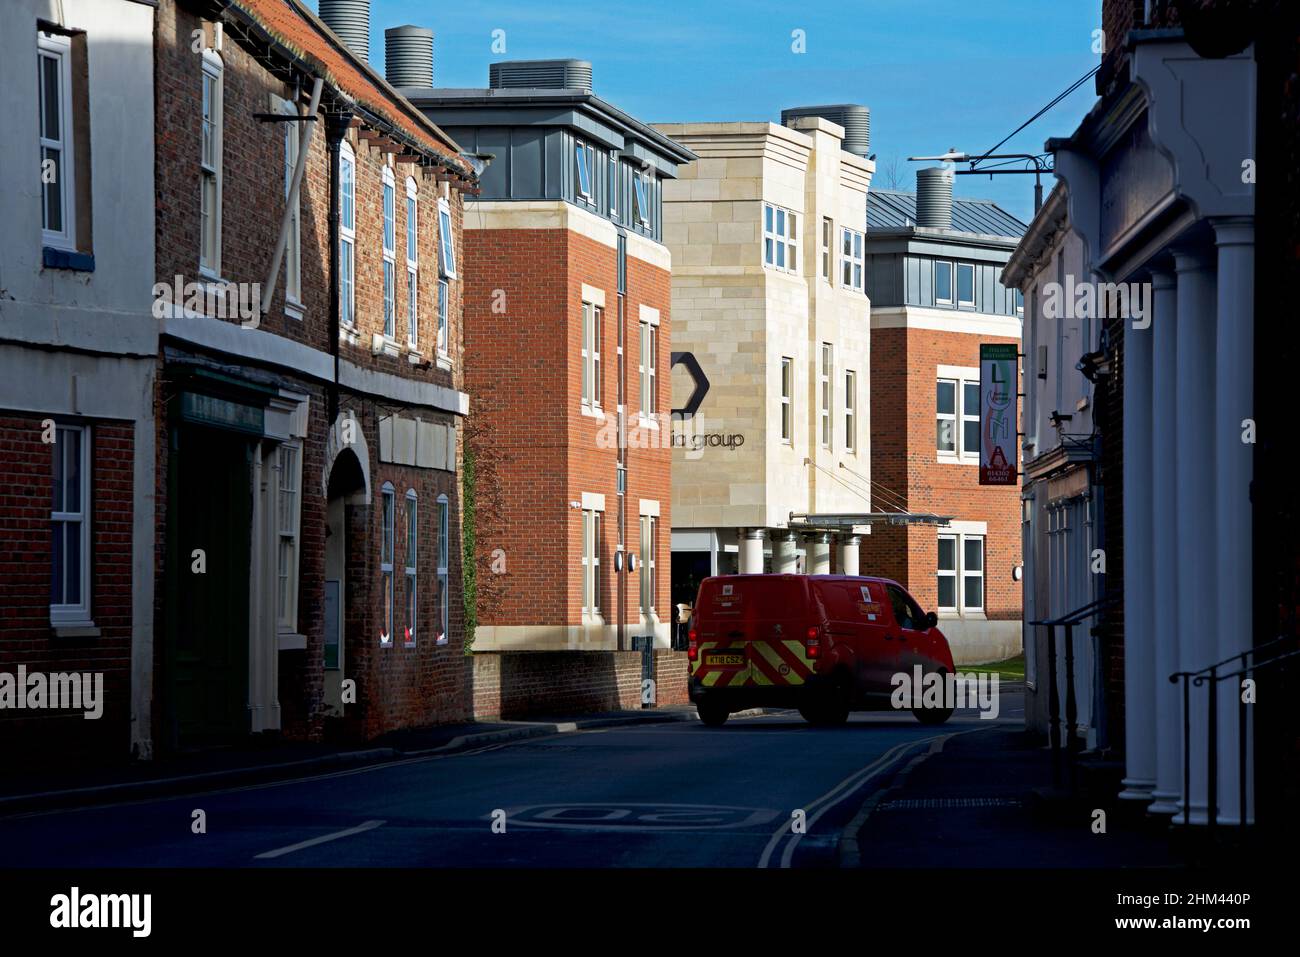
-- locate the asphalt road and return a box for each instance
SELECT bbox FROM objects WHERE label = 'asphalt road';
[1,697,1021,869]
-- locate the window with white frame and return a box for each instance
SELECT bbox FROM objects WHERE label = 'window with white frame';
[780,356,793,443]
[957,262,975,307]
[574,141,594,202]
[582,507,602,619]
[820,343,833,448]
[51,424,90,624]
[276,444,301,633]
[639,514,657,614]
[382,165,396,339]
[340,141,356,327]
[845,370,857,453]
[763,203,798,273]
[438,198,456,278]
[1014,288,1024,315]
[200,50,224,276]
[934,259,954,305]
[840,227,864,292]
[404,490,417,647]
[380,483,394,645]
[582,302,603,410]
[38,31,75,250]
[638,318,658,417]
[278,95,302,311]
[936,374,980,458]
[406,177,419,348]
[437,495,449,643]
[437,278,449,357]
[632,172,651,227]
[938,533,984,613]
[821,218,833,282]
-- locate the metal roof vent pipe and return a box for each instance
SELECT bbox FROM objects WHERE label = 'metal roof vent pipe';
[780,104,871,158]
[385,25,433,87]
[320,0,371,61]
[915,167,954,229]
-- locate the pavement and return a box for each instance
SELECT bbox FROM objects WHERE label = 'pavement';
[848,722,1180,868]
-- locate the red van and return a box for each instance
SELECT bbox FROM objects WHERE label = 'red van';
[686,574,956,727]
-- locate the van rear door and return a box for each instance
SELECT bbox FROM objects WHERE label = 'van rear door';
[692,576,818,690]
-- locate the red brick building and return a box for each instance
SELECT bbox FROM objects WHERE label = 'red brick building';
[150,0,475,750]
[408,61,697,714]
[860,175,1026,665]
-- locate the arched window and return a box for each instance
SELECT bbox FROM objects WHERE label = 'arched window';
[406,177,419,349]
[404,488,418,646]
[437,494,450,643]
[380,481,395,645]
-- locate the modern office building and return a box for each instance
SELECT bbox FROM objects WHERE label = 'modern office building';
[407,60,696,686]
[654,111,874,607]
[860,172,1027,664]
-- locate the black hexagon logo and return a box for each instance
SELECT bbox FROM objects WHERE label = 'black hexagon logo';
[671,351,710,418]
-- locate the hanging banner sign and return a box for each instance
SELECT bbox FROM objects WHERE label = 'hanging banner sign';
[979,343,1018,486]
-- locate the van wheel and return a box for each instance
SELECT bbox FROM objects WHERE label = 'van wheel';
[804,674,852,727]
[912,669,954,725]
[697,703,729,727]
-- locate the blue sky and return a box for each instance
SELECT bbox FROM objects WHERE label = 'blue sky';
[362,0,1100,224]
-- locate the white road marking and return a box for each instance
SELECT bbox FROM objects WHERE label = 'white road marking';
[254,819,386,859]
[757,735,942,869]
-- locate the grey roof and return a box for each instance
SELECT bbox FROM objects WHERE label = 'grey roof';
[867,188,1027,239]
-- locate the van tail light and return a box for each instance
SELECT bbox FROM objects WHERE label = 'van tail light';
[687,628,698,661]
[805,625,821,659]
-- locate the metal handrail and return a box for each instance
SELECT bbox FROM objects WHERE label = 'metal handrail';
[1030,594,1118,791]
[1169,637,1299,835]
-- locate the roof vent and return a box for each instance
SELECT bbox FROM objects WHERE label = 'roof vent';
[319,0,371,61]
[385,25,433,87]
[780,104,870,157]
[489,59,593,92]
[915,167,954,229]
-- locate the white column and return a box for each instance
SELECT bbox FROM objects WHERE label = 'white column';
[838,535,861,576]
[1213,217,1255,825]
[1119,270,1156,802]
[1148,267,1182,816]
[807,533,831,575]
[774,531,799,574]
[739,528,765,574]
[1172,247,1217,825]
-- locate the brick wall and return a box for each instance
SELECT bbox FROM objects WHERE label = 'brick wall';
[462,223,672,635]
[0,416,135,766]
[471,649,689,718]
[859,326,1022,620]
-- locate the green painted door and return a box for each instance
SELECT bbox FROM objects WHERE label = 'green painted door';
[166,425,253,744]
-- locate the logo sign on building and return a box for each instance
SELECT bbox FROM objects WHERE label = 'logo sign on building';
[979,344,1018,486]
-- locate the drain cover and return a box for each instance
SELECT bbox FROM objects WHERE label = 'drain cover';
[878,797,1022,810]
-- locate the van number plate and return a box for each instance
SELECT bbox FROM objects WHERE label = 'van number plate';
[705,652,745,666]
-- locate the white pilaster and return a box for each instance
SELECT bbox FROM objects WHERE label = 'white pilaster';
[774,531,799,574]
[838,535,861,576]
[1212,217,1255,825]
[807,533,831,575]
[1172,247,1217,825]
[1119,271,1156,802]
[1148,267,1182,816]
[739,529,766,574]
